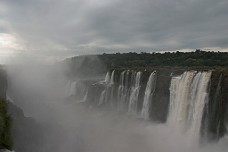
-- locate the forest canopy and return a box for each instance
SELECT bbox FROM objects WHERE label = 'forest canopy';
[98,49,228,69]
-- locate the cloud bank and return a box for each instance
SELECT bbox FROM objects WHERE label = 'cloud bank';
[0,0,228,61]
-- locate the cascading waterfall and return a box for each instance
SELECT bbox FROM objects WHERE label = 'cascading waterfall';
[98,71,110,105]
[79,89,88,103]
[61,68,224,144]
[168,71,212,142]
[141,71,157,120]
[96,69,213,143]
[98,90,106,105]
[98,70,115,105]
[110,70,115,106]
[65,80,77,97]
[98,70,142,114]
[168,71,196,127]
[105,71,111,84]
[70,81,77,96]
[110,70,115,85]
[117,71,125,110]
[128,71,142,115]
[117,70,130,111]
[61,68,227,145]
[64,80,88,102]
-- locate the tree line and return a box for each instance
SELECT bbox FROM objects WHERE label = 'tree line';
[99,49,228,69]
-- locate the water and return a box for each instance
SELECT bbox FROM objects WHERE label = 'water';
[105,72,111,84]
[141,71,157,120]
[98,71,115,105]
[117,70,130,111]
[8,66,228,152]
[128,71,142,115]
[79,89,88,103]
[110,70,115,86]
[64,80,88,102]
[65,70,216,145]
[64,80,74,97]
[98,90,106,105]
[168,71,212,143]
[168,71,196,128]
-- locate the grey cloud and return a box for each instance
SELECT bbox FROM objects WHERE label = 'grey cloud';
[0,26,8,33]
[0,0,228,59]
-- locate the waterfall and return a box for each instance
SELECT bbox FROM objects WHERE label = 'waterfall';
[64,80,89,103]
[79,89,88,103]
[105,72,111,84]
[117,70,130,111]
[110,70,115,106]
[168,71,196,127]
[98,70,115,105]
[168,71,212,142]
[117,71,126,110]
[141,71,157,120]
[98,71,110,105]
[65,80,77,97]
[110,70,115,85]
[128,71,142,115]
[99,90,106,105]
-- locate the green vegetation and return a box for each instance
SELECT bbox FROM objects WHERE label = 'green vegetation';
[65,49,228,79]
[0,98,13,150]
[99,49,228,69]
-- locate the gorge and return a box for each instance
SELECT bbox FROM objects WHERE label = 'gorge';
[0,51,228,152]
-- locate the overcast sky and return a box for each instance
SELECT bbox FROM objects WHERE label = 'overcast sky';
[0,0,228,63]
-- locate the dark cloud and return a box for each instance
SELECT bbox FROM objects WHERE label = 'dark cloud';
[0,0,227,60]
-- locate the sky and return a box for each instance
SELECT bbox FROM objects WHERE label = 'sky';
[0,0,228,63]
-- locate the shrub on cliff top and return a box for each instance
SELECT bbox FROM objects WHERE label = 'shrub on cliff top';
[0,98,13,150]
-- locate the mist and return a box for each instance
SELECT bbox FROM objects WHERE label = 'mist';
[3,56,227,152]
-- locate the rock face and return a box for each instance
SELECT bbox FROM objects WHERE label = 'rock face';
[72,68,228,140]
[0,68,7,99]
[1,67,43,152]
[0,68,13,151]
[7,102,44,152]
[204,70,228,140]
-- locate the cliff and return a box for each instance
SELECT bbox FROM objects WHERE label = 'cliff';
[66,64,228,141]
[0,67,13,150]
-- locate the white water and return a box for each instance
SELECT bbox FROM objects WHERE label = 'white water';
[79,89,88,103]
[117,70,130,111]
[110,70,115,86]
[98,90,106,105]
[168,71,196,127]
[98,71,115,105]
[109,70,115,106]
[168,71,212,143]
[64,80,77,97]
[141,71,157,120]
[105,72,111,84]
[128,71,142,115]
[64,80,88,103]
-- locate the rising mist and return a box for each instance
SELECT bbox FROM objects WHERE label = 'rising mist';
[4,56,228,152]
